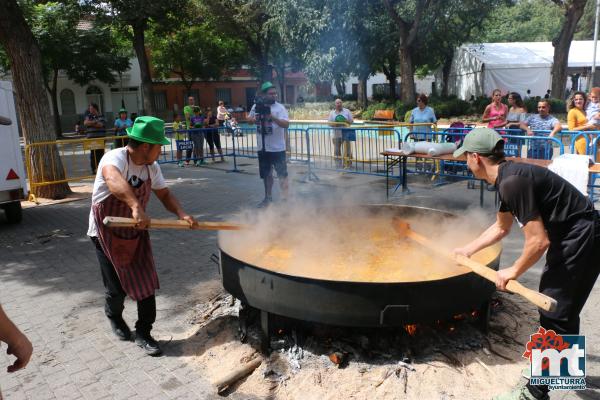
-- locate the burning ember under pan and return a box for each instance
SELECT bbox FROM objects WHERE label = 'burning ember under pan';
[217,205,501,339]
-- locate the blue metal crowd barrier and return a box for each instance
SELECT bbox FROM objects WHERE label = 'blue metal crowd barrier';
[155,124,599,203]
[305,126,402,176]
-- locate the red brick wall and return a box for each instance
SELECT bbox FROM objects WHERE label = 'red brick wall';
[153,76,309,118]
[153,81,260,111]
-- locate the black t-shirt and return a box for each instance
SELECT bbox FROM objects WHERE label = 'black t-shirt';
[496,161,595,237]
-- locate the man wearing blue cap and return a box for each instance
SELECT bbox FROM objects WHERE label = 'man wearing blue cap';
[87,116,196,356]
[452,128,600,400]
[248,82,290,207]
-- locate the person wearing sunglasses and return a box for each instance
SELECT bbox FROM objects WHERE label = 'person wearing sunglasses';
[409,93,437,140]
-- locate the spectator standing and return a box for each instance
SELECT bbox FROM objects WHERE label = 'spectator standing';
[172,112,187,167]
[567,91,595,155]
[87,116,196,356]
[520,100,562,160]
[524,89,531,100]
[506,92,528,130]
[482,89,507,129]
[190,107,205,166]
[113,108,132,148]
[544,89,551,99]
[205,109,225,162]
[216,100,228,127]
[84,103,107,174]
[248,82,290,208]
[182,97,195,164]
[409,93,437,140]
[328,98,354,168]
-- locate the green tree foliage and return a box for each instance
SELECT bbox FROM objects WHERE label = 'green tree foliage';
[200,0,277,81]
[30,1,130,136]
[574,0,597,39]
[475,0,563,42]
[91,0,189,115]
[149,21,245,92]
[201,0,327,96]
[415,0,508,96]
[302,0,382,107]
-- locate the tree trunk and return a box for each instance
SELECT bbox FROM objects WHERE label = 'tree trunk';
[551,0,587,100]
[382,66,398,100]
[47,69,63,139]
[260,60,273,83]
[275,64,285,103]
[357,75,368,109]
[132,20,155,115]
[441,56,452,97]
[334,75,346,96]
[0,0,70,199]
[399,44,415,104]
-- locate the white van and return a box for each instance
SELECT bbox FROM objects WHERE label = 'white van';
[0,81,27,223]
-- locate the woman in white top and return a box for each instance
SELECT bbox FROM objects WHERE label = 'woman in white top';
[506,92,528,131]
[216,101,228,127]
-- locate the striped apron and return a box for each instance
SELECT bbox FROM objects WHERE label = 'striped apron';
[92,163,159,301]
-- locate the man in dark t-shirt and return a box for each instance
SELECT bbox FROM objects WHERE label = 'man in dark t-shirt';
[452,128,600,400]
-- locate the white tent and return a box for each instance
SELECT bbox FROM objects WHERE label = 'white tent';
[448,41,600,99]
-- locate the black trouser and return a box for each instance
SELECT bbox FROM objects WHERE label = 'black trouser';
[528,212,600,398]
[205,130,222,152]
[90,149,104,173]
[91,237,156,336]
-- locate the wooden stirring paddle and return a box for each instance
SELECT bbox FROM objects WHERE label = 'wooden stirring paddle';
[103,216,245,231]
[392,217,557,313]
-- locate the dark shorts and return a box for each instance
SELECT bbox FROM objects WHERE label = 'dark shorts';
[258,151,287,179]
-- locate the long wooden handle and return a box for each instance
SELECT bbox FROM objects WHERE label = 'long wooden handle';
[406,230,557,313]
[103,216,244,231]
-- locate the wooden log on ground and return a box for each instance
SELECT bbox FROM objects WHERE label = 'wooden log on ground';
[214,356,263,393]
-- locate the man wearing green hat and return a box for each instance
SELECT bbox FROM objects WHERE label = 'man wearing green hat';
[87,116,196,356]
[451,128,600,400]
[113,108,132,148]
[247,81,290,207]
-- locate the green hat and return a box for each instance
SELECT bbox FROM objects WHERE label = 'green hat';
[260,81,275,92]
[118,108,127,114]
[453,128,503,158]
[126,116,170,145]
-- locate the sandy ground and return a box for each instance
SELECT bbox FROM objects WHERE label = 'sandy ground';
[176,289,541,400]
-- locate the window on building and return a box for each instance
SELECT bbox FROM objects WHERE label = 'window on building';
[86,85,104,113]
[215,88,232,106]
[372,84,389,97]
[153,91,167,111]
[60,89,76,115]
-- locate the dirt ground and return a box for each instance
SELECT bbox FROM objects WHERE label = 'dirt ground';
[177,289,541,400]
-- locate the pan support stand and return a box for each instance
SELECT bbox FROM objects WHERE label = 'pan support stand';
[238,302,256,343]
[477,301,491,334]
[260,310,271,354]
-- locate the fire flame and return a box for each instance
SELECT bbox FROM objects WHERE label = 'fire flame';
[404,324,417,336]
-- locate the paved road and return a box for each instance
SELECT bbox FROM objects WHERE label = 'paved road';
[0,159,598,399]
